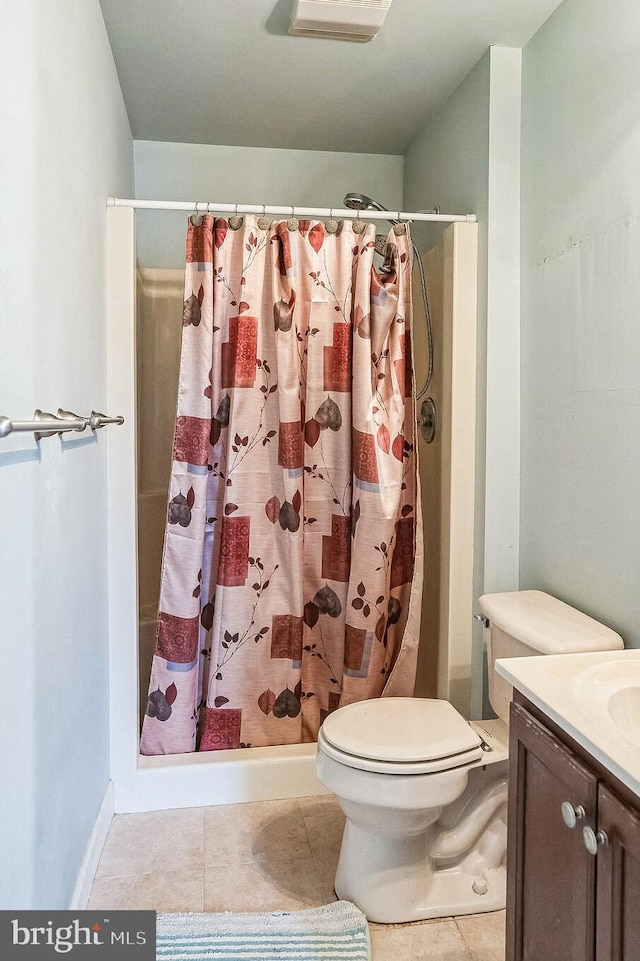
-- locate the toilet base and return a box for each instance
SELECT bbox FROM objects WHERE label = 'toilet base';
[332,757,508,923]
[335,842,506,923]
[334,821,506,923]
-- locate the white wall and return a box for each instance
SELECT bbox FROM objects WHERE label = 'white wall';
[0,0,133,908]
[404,47,521,715]
[133,140,404,266]
[520,0,640,646]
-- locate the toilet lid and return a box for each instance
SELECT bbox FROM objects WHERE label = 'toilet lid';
[321,697,482,763]
[317,727,485,775]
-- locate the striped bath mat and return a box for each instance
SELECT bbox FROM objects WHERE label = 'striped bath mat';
[156,901,370,960]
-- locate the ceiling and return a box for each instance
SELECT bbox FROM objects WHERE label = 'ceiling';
[99,0,563,155]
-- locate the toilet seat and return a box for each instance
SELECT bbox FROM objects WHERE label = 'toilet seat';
[318,697,485,775]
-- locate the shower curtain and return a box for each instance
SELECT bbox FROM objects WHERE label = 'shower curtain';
[140,213,421,755]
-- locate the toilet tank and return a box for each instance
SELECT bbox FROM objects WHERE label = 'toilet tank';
[478,590,624,725]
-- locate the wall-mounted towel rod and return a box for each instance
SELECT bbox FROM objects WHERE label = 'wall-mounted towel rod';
[0,409,125,440]
[88,411,125,430]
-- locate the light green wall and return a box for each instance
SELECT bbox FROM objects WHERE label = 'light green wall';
[404,47,522,715]
[133,140,403,267]
[0,0,133,907]
[403,52,490,256]
[404,52,491,717]
[520,0,640,646]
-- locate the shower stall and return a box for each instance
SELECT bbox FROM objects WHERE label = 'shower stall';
[106,201,477,813]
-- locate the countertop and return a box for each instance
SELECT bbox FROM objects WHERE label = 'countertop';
[496,648,640,797]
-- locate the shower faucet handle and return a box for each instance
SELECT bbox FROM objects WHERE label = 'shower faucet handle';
[418,398,437,443]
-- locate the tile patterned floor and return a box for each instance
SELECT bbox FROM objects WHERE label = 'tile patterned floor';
[88,795,505,960]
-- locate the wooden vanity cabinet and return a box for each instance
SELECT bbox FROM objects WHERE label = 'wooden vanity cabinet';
[595,785,640,960]
[507,694,640,961]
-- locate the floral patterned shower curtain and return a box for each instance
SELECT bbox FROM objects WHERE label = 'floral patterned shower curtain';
[140,213,421,755]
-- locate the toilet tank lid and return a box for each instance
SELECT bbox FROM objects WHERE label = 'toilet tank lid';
[478,590,624,654]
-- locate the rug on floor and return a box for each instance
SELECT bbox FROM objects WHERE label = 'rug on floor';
[156,900,370,960]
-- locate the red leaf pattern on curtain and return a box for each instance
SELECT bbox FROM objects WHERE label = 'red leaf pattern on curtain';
[308,223,324,252]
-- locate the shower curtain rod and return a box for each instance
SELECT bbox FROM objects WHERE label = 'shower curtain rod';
[106,197,476,224]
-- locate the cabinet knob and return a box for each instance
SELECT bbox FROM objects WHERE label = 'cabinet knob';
[583,826,609,855]
[561,801,586,829]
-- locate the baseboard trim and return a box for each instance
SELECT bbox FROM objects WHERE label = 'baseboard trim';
[69,781,114,909]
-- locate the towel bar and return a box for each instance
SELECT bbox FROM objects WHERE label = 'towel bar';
[0,409,125,440]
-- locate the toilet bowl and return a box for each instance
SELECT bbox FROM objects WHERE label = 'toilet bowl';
[316,590,624,923]
[317,697,509,923]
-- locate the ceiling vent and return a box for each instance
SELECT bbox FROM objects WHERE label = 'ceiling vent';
[289,0,393,42]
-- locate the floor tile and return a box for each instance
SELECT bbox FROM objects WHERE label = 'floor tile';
[204,857,323,912]
[87,797,507,961]
[370,919,473,961]
[204,798,312,866]
[455,910,506,961]
[296,792,337,811]
[302,796,345,902]
[88,869,204,912]
[96,808,204,879]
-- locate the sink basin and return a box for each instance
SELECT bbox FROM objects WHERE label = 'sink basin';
[608,686,640,741]
[497,649,640,795]
[573,660,640,750]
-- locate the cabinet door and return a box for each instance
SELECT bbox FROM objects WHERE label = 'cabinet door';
[595,784,640,961]
[507,702,598,961]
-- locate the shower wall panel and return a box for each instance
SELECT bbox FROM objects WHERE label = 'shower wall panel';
[136,265,183,711]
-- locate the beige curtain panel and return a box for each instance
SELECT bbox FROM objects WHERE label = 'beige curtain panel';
[140,214,420,755]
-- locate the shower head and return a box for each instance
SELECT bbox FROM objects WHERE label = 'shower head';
[343,192,389,212]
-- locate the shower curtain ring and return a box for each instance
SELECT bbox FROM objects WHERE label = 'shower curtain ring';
[230,203,242,230]
[326,207,338,234]
[258,204,270,230]
[191,201,203,226]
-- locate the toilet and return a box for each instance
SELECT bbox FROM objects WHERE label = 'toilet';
[316,590,624,923]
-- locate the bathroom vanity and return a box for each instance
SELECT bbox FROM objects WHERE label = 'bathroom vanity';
[497,650,640,961]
